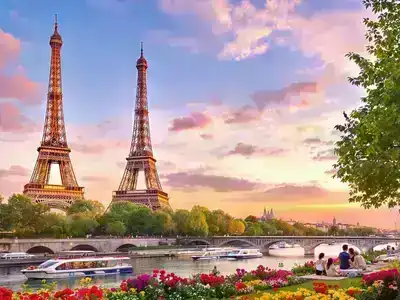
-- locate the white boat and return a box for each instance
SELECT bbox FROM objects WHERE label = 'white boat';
[21,256,133,279]
[192,248,238,261]
[227,249,263,260]
[278,242,286,248]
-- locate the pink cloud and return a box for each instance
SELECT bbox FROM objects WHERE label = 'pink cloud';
[224,105,261,124]
[200,133,213,140]
[69,139,129,154]
[0,102,38,133]
[0,29,20,69]
[312,149,337,161]
[264,184,329,198]
[158,0,300,61]
[0,74,42,104]
[0,29,42,105]
[169,112,212,132]
[227,143,289,157]
[162,171,261,192]
[252,82,320,111]
[0,165,30,178]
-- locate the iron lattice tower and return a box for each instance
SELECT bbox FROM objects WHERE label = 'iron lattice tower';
[23,16,84,211]
[111,44,170,210]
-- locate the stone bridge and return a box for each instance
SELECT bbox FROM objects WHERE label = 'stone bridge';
[177,236,400,256]
[0,238,176,254]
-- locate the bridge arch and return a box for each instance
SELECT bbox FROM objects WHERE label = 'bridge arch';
[217,239,257,248]
[26,246,54,254]
[70,244,99,252]
[187,239,211,246]
[116,244,137,252]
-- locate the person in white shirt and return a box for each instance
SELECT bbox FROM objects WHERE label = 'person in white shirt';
[315,253,326,275]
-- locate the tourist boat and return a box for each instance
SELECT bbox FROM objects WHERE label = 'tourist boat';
[21,256,133,279]
[192,248,238,261]
[278,242,286,248]
[227,249,263,260]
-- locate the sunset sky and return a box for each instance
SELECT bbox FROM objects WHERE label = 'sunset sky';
[0,0,398,229]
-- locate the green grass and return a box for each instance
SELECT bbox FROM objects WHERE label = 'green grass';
[246,278,362,298]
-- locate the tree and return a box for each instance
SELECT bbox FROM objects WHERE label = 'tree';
[7,194,50,236]
[126,205,154,235]
[106,221,126,236]
[68,215,99,237]
[0,203,11,231]
[245,222,263,236]
[245,215,259,223]
[187,209,208,236]
[152,211,176,235]
[228,219,246,235]
[173,209,191,235]
[334,0,400,208]
[41,213,68,238]
[67,199,104,218]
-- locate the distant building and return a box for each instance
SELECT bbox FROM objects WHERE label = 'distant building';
[261,207,275,221]
[333,217,337,227]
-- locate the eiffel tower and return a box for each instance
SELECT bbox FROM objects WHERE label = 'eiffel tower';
[111,44,170,210]
[23,16,84,211]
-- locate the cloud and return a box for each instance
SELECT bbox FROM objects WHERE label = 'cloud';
[302,137,334,146]
[0,102,39,133]
[162,171,261,192]
[200,133,213,140]
[264,184,329,198]
[252,82,320,111]
[0,29,42,105]
[169,112,212,132]
[224,105,261,124]
[312,149,337,161]
[324,168,337,175]
[158,0,300,61]
[0,74,42,105]
[0,29,20,68]
[0,165,30,178]
[226,143,288,157]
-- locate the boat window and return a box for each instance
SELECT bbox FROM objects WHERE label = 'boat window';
[38,261,59,269]
[55,260,110,270]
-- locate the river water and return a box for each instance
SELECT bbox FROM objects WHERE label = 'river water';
[0,243,392,291]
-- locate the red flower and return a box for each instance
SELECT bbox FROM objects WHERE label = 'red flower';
[235,282,247,291]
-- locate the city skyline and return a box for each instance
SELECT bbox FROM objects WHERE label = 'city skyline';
[0,0,398,228]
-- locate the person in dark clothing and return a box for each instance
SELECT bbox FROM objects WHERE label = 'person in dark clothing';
[339,244,351,270]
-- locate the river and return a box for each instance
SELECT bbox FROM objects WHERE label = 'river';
[0,243,392,291]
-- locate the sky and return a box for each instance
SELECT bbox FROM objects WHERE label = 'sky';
[0,0,398,229]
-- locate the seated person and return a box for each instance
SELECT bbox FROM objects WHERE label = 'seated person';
[315,253,326,275]
[339,244,351,270]
[351,250,367,270]
[326,258,340,277]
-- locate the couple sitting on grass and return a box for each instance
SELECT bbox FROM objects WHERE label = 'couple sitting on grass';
[315,244,367,277]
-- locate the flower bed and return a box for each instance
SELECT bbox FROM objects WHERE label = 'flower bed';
[291,261,315,276]
[0,265,304,299]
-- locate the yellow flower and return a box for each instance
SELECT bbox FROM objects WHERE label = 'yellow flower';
[140,291,145,296]
[129,288,137,294]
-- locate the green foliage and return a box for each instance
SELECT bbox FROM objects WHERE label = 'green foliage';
[106,221,126,236]
[334,0,400,208]
[187,208,209,236]
[67,215,99,237]
[67,199,104,218]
